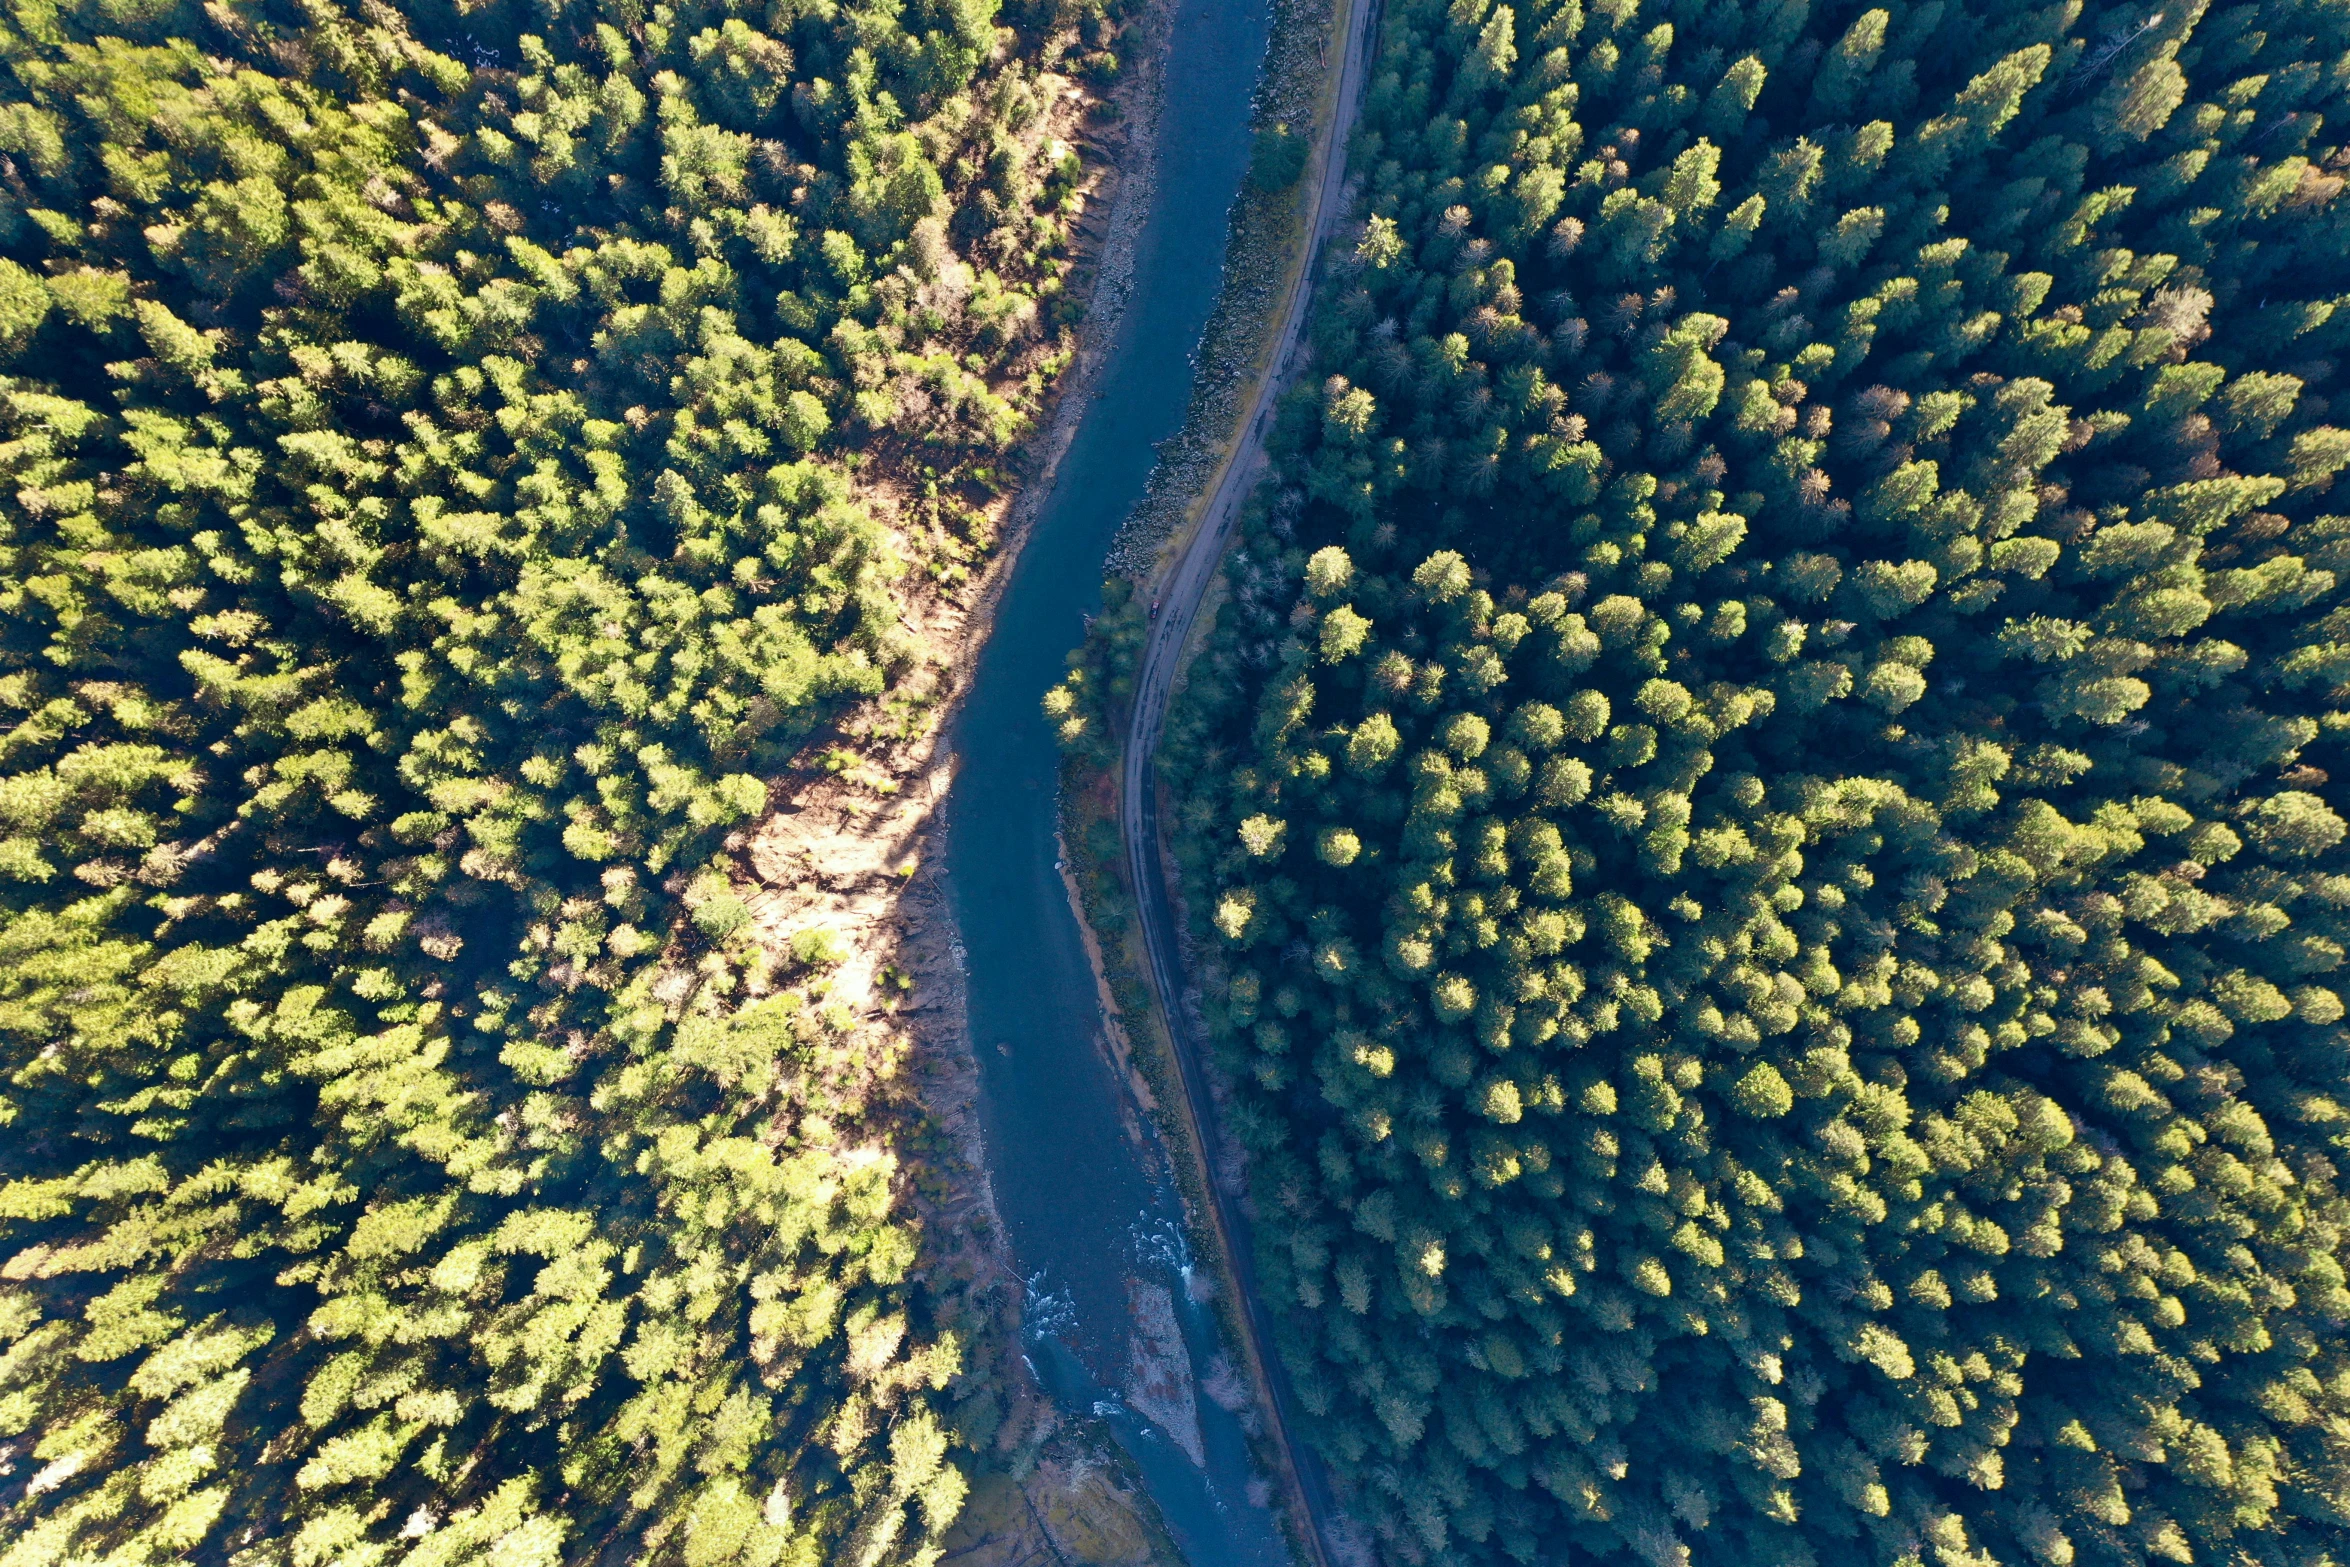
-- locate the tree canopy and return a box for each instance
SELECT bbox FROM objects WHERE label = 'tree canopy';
[0,0,1129,1559]
[1155,0,2350,1563]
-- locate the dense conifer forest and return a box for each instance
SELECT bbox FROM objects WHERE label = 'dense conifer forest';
[1150,0,2350,1562]
[0,0,1128,1560]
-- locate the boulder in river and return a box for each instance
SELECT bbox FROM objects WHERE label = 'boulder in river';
[1121,1279,1205,1466]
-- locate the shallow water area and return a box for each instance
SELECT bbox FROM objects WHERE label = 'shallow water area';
[940,0,1290,1558]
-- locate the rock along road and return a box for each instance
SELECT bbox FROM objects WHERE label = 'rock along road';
[1118,0,1382,1560]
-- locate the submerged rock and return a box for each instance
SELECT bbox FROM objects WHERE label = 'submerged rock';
[1122,1278,1205,1466]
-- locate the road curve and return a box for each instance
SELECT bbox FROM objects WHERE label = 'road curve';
[1118,0,1381,1562]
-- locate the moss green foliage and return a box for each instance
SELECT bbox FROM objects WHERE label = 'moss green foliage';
[1251,122,1311,193]
[1164,0,2350,1563]
[0,0,1130,1559]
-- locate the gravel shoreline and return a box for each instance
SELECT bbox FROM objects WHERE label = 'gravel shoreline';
[1107,0,1342,578]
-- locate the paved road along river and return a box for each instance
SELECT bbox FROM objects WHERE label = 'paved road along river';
[937,0,1289,1559]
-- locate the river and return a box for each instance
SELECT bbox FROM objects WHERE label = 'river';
[938,0,1291,1560]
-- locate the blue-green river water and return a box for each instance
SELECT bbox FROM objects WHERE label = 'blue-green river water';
[940,0,1291,1560]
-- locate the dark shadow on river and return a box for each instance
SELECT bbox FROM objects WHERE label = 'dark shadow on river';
[940,0,1288,1561]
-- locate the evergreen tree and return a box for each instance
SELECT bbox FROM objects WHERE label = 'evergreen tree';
[0,0,1131,1558]
[1156,0,2350,1562]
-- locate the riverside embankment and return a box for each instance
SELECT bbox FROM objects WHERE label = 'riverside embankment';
[1115,0,1381,1560]
[936,0,1306,1562]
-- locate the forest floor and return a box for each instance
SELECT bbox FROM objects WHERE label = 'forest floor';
[715,6,1190,1560]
